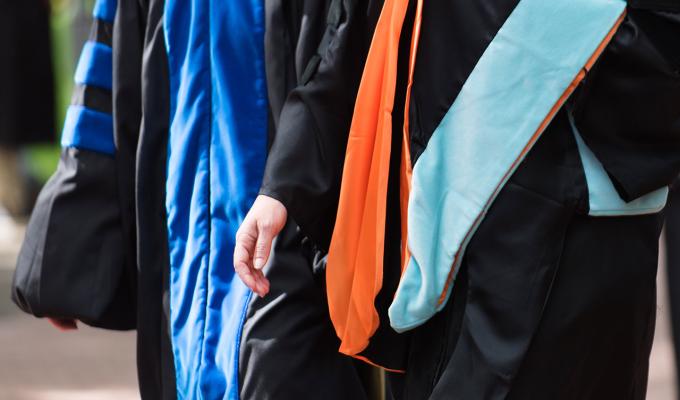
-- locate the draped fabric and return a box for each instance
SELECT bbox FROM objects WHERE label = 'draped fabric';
[163,1,268,398]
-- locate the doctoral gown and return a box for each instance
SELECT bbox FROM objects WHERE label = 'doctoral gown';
[13,0,383,399]
[260,0,680,398]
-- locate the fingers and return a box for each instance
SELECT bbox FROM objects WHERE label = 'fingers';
[48,318,78,331]
[234,220,270,297]
[251,268,269,295]
[233,195,288,298]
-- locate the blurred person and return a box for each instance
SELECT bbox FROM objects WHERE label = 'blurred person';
[0,0,55,218]
[236,1,680,399]
[12,0,388,399]
[666,183,680,399]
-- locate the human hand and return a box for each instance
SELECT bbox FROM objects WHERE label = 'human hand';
[234,195,288,297]
[48,318,78,331]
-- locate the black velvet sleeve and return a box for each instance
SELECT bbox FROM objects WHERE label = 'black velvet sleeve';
[11,5,142,330]
[265,0,330,131]
[572,7,680,201]
[260,0,384,249]
[12,149,136,330]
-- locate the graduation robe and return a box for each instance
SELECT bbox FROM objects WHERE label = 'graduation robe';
[13,0,380,399]
[260,0,680,396]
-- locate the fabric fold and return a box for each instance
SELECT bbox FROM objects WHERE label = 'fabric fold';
[326,0,422,356]
[389,0,628,332]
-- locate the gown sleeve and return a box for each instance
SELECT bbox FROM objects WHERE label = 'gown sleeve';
[265,0,330,132]
[259,0,384,249]
[11,0,137,330]
[572,6,680,201]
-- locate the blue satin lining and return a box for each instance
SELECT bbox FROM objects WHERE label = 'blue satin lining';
[164,0,268,398]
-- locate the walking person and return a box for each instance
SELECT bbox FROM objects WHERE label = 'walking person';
[13,0,386,398]
[235,1,680,399]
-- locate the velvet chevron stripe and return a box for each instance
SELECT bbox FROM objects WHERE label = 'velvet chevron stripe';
[93,0,117,22]
[59,0,116,155]
[60,105,115,154]
[74,42,113,90]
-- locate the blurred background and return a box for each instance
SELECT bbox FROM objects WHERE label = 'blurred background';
[0,1,676,399]
[0,0,137,399]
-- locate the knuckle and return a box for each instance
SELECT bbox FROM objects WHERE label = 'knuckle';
[236,230,257,244]
[258,220,273,233]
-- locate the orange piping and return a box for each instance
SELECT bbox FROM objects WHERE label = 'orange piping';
[436,10,628,305]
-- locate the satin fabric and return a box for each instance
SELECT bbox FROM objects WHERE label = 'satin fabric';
[324,0,413,357]
[390,0,628,332]
[164,1,268,398]
[573,9,680,201]
[401,110,662,400]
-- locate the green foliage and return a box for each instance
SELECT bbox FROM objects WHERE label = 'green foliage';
[26,0,90,182]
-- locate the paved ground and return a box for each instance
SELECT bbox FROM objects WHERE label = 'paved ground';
[649,235,677,400]
[0,212,676,399]
[0,216,137,400]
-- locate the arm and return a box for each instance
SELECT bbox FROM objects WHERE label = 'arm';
[234,0,384,296]
[12,0,136,330]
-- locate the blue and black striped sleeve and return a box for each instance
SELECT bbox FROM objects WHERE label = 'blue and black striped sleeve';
[12,0,137,330]
[60,0,117,155]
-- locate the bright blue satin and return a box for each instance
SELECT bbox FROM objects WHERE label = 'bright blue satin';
[164,1,268,398]
[389,0,627,332]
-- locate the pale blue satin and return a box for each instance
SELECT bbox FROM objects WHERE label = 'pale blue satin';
[569,112,668,217]
[389,0,628,332]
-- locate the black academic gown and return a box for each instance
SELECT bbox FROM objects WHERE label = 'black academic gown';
[399,4,680,399]
[259,0,410,372]
[14,0,381,399]
[259,1,680,399]
[241,2,380,399]
[129,3,380,398]
[111,0,378,398]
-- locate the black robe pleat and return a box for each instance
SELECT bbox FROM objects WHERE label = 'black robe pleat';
[259,1,680,399]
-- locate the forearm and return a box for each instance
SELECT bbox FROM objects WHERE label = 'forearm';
[260,0,384,249]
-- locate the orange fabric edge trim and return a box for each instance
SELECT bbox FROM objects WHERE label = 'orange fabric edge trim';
[435,10,628,306]
[327,0,412,357]
[351,354,406,374]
